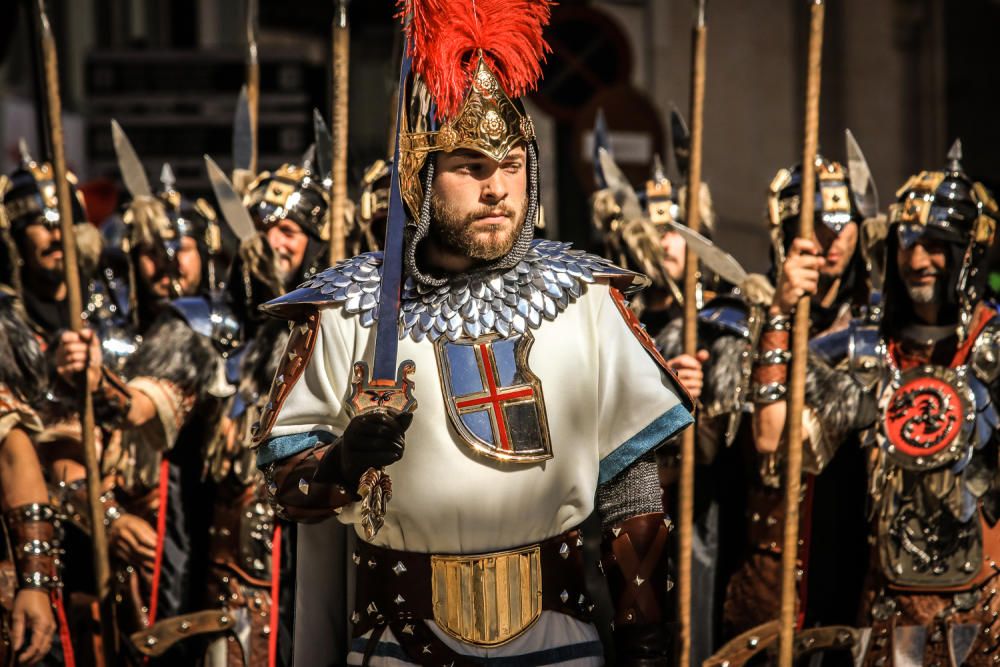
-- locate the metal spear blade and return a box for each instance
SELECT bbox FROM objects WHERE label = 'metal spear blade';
[662,218,749,287]
[111,119,152,199]
[845,128,879,219]
[596,147,644,222]
[205,154,257,243]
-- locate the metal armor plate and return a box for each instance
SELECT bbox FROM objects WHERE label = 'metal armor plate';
[435,331,552,463]
[877,477,983,587]
[431,545,542,646]
[878,365,976,472]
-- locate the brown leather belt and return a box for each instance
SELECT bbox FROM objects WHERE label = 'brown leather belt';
[352,528,592,647]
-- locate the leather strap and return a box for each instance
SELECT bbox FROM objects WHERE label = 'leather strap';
[351,529,592,639]
[3,504,62,591]
[130,609,241,657]
[600,512,671,626]
[259,443,355,523]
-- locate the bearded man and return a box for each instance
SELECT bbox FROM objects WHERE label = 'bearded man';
[833,143,1000,666]
[250,2,694,665]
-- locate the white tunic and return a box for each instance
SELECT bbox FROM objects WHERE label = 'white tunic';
[262,278,691,665]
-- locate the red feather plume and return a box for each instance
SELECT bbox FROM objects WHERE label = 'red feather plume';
[397,0,554,120]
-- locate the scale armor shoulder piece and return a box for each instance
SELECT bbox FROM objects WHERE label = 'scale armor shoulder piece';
[261,240,649,342]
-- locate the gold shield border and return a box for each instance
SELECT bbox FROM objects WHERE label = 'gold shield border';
[434,331,553,463]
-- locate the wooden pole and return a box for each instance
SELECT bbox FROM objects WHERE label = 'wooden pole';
[329,0,350,264]
[678,2,706,665]
[35,1,117,662]
[778,2,824,666]
[246,0,259,175]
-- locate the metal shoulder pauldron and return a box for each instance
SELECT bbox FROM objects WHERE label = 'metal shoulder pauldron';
[261,240,648,341]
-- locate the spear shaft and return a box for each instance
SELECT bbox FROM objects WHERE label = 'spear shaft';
[778,2,824,666]
[677,2,706,665]
[246,0,259,175]
[36,0,117,662]
[329,0,350,264]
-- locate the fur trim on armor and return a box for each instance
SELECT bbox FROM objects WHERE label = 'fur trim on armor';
[239,319,288,403]
[124,315,224,405]
[0,295,46,402]
[802,354,877,472]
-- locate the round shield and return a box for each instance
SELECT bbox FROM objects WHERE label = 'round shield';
[879,365,976,471]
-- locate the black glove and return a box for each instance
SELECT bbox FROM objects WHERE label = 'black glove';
[313,411,413,488]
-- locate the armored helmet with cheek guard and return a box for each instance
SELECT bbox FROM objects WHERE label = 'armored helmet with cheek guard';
[767,153,863,266]
[0,149,91,293]
[244,163,329,241]
[121,165,221,299]
[881,140,997,340]
[395,0,553,286]
[2,155,88,234]
[353,158,392,254]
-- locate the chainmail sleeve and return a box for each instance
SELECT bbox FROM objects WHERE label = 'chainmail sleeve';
[596,451,662,528]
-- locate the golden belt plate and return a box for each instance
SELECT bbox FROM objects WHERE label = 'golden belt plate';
[431,545,542,646]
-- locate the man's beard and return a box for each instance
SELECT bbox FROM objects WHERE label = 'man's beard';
[273,251,300,289]
[902,270,944,304]
[428,192,527,262]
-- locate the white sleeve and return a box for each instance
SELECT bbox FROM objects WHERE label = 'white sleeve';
[256,307,362,466]
[595,284,694,484]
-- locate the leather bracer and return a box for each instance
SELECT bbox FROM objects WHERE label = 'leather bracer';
[260,442,355,523]
[93,366,132,429]
[601,512,673,665]
[4,504,63,591]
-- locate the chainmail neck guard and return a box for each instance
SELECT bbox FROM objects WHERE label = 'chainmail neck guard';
[403,143,540,287]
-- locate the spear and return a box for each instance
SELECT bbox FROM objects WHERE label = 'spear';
[677,1,706,665]
[245,0,259,175]
[329,0,350,264]
[34,0,117,662]
[778,1,825,666]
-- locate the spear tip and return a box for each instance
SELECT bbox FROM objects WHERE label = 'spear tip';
[695,0,706,28]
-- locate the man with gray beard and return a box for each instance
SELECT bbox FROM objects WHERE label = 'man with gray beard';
[800,141,1000,666]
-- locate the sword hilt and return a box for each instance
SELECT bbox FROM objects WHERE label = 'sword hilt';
[347,360,417,538]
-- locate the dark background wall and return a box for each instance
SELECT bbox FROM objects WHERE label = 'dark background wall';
[1,0,995,272]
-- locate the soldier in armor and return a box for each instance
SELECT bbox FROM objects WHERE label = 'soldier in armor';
[251,1,694,664]
[721,145,877,639]
[840,142,1000,665]
[0,294,68,666]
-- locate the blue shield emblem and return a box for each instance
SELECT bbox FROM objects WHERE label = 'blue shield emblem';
[435,332,552,462]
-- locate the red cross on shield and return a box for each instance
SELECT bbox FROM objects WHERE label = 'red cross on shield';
[435,331,553,463]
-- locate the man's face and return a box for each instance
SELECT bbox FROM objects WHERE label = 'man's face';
[21,223,64,276]
[137,236,202,299]
[660,229,686,282]
[814,221,858,279]
[897,237,948,305]
[429,145,529,262]
[265,219,309,285]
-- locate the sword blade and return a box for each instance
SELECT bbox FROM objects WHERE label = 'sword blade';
[372,49,412,382]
